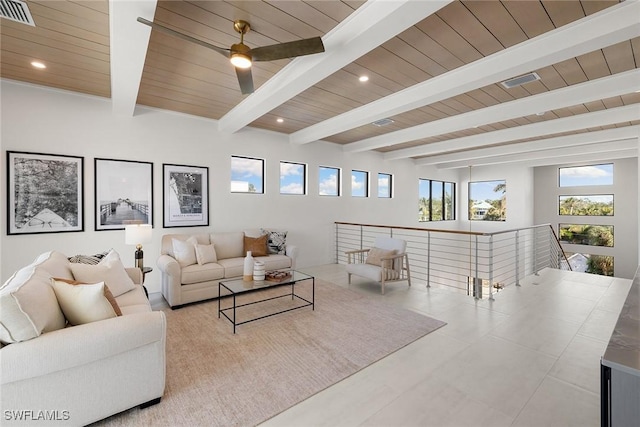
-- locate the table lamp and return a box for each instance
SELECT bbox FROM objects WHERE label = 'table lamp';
[125,224,152,269]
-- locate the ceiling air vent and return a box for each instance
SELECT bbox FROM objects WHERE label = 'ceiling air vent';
[372,118,394,127]
[500,72,540,89]
[0,0,35,26]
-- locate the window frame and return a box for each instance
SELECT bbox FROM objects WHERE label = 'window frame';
[279,161,307,196]
[230,155,265,194]
[419,178,456,222]
[377,172,393,198]
[351,169,369,198]
[318,166,341,196]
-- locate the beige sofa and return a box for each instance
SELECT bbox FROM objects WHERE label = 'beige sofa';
[0,250,166,426]
[157,230,298,308]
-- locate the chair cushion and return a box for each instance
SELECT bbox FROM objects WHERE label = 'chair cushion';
[365,247,397,267]
[217,258,245,278]
[255,255,292,271]
[0,265,66,344]
[346,263,400,282]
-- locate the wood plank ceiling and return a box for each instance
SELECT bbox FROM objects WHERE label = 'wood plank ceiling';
[1,0,638,167]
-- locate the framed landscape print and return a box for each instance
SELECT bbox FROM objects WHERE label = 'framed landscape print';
[95,158,153,231]
[7,151,84,235]
[163,163,209,227]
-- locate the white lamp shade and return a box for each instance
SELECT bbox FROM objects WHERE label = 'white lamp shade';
[125,224,152,245]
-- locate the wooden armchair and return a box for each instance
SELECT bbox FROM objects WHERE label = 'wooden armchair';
[345,236,412,294]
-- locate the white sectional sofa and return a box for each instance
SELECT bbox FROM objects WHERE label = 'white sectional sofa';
[0,250,166,426]
[157,230,298,308]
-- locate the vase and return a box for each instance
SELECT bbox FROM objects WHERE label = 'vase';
[253,261,266,281]
[243,251,254,281]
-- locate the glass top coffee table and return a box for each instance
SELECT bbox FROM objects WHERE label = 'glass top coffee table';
[218,270,315,333]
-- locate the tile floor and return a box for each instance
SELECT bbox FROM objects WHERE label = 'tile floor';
[149,264,631,426]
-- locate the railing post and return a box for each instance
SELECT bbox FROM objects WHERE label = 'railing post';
[515,230,521,286]
[335,223,338,264]
[474,235,480,300]
[426,231,431,288]
[489,235,494,301]
[534,227,539,276]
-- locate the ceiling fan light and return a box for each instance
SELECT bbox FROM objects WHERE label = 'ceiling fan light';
[230,52,252,69]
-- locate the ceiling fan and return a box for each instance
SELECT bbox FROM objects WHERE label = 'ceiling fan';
[137,17,325,95]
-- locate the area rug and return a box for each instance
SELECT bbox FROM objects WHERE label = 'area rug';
[93,279,446,427]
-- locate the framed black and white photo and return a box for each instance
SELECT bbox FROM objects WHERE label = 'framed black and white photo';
[95,158,153,231]
[163,163,209,228]
[7,151,84,235]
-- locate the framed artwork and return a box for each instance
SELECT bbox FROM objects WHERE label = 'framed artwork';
[95,158,153,231]
[163,163,209,227]
[7,151,84,235]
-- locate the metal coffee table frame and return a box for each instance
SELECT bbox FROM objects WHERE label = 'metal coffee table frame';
[218,271,315,333]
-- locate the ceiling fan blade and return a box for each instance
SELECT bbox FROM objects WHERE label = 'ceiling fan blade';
[235,67,255,95]
[250,37,325,62]
[137,17,230,58]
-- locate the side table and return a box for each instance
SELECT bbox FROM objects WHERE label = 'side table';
[141,267,152,298]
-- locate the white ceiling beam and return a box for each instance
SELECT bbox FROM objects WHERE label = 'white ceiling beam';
[436,139,638,169]
[290,0,640,146]
[417,126,640,166]
[483,149,638,169]
[217,0,453,134]
[109,0,157,116]
[345,69,640,152]
[385,105,640,160]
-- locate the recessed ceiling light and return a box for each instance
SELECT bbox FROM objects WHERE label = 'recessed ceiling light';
[536,111,545,116]
[358,75,369,82]
[31,61,46,69]
[276,118,284,123]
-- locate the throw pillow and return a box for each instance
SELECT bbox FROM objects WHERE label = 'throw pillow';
[365,247,397,267]
[68,250,111,265]
[69,250,135,297]
[244,234,269,257]
[53,278,122,316]
[260,229,287,255]
[0,265,66,344]
[172,237,198,267]
[195,244,217,265]
[51,279,118,326]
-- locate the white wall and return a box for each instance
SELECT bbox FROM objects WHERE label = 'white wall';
[534,158,638,279]
[1,81,449,292]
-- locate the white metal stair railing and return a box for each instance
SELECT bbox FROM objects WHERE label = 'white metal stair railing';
[335,222,571,300]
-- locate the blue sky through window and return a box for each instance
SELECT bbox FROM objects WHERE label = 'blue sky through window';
[470,180,505,202]
[280,162,305,195]
[378,173,391,198]
[352,170,368,197]
[319,166,339,196]
[559,164,613,187]
[230,156,263,193]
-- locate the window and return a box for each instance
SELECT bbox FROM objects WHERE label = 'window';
[230,156,264,193]
[319,166,340,196]
[351,170,369,197]
[559,195,613,216]
[565,252,614,276]
[559,163,613,187]
[469,180,506,221]
[378,173,392,198]
[280,161,306,195]
[559,224,614,247]
[419,179,455,222]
